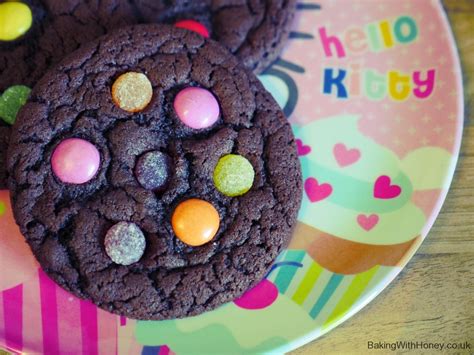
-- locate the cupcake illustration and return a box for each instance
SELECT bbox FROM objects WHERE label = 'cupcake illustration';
[292,113,451,274]
[258,113,453,331]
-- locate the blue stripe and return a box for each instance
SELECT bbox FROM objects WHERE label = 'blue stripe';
[273,250,305,293]
[309,274,344,319]
[296,3,321,10]
[141,346,162,355]
[265,261,303,278]
[289,31,315,40]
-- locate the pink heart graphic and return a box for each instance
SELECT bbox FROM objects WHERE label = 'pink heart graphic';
[333,143,361,167]
[305,178,333,202]
[374,175,402,199]
[296,139,311,156]
[357,214,379,231]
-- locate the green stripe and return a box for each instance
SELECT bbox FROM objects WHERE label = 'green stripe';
[323,266,380,328]
[292,262,323,305]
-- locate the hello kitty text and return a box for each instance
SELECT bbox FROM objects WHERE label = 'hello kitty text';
[319,16,436,101]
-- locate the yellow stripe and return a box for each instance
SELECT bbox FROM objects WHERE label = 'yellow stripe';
[291,262,323,305]
[323,266,380,328]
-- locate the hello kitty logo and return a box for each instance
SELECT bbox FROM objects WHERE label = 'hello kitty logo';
[320,16,436,101]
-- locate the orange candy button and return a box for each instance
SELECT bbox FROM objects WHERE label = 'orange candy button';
[172,199,220,246]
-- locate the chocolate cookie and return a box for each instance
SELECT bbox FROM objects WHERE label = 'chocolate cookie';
[7,24,302,320]
[0,0,138,92]
[133,0,297,73]
[0,0,138,188]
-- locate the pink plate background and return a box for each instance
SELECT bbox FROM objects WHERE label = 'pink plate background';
[0,0,463,353]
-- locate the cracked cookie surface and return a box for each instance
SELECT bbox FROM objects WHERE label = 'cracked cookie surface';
[7,24,302,320]
[133,0,297,74]
[0,0,297,189]
[0,0,137,92]
[0,0,138,188]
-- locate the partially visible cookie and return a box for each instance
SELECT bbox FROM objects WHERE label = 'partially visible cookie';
[7,24,302,320]
[0,0,137,92]
[0,0,139,188]
[133,0,297,73]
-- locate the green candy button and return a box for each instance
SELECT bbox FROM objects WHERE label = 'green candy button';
[0,85,31,125]
[213,154,255,197]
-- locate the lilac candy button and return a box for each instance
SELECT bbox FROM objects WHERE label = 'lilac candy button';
[51,138,100,184]
[174,87,220,129]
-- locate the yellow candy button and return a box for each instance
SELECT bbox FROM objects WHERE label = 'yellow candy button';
[112,72,153,113]
[0,2,33,41]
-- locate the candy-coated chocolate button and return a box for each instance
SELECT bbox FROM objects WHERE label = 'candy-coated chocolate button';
[0,85,31,125]
[112,72,153,112]
[104,222,146,265]
[51,138,100,184]
[172,199,220,246]
[175,19,210,38]
[135,151,171,191]
[0,200,5,216]
[213,154,255,197]
[174,87,219,129]
[0,2,33,41]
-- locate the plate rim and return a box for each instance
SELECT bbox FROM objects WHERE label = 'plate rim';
[0,0,465,353]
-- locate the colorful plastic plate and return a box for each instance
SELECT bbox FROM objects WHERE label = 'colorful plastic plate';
[0,0,463,353]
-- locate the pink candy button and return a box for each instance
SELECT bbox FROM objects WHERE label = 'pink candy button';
[173,87,220,129]
[51,138,100,184]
